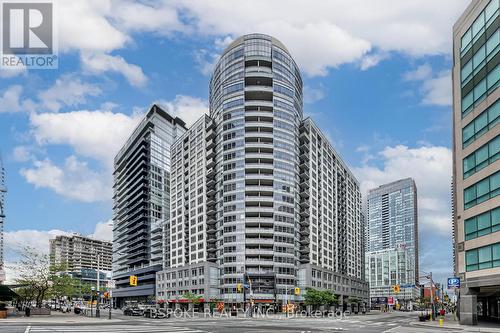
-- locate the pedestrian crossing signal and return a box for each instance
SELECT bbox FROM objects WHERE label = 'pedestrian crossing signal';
[130,275,138,286]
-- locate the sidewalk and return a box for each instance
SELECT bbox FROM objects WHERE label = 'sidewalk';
[1,312,125,324]
[411,315,500,332]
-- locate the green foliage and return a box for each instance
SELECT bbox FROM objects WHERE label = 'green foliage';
[183,292,201,305]
[14,246,52,307]
[347,297,361,304]
[13,246,90,307]
[304,288,338,306]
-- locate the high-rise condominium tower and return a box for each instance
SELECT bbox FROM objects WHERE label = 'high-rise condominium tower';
[452,0,499,325]
[156,34,368,308]
[112,105,186,307]
[365,178,419,305]
[0,157,6,284]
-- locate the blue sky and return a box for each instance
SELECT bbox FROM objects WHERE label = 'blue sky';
[0,0,471,285]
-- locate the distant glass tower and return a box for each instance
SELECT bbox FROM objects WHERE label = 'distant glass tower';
[365,178,419,303]
[0,156,6,284]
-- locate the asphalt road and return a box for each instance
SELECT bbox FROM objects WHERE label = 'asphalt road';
[0,311,454,333]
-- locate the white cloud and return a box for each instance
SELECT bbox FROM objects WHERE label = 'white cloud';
[4,229,71,257]
[303,85,326,104]
[172,0,468,76]
[359,52,389,71]
[51,0,468,78]
[194,49,220,76]
[89,220,113,242]
[11,146,35,162]
[37,75,102,112]
[0,85,23,113]
[81,52,147,87]
[59,0,129,52]
[20,156,111,203]
[110,0,185,35]
[421,70,452,106]
[0,66,25,78]
[403,64,452,107]
[403,63,433,81]
[29,110,142,167]
[157,95,208,127]
[353,144,452,235]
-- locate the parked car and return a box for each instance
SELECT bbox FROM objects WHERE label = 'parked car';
[123,306,143,316]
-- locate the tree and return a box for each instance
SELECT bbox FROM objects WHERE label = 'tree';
[183,292,201,305]
[304,288,338,307]
[347,297,361,304]
[49,272,79,308]
[15,247,53,308]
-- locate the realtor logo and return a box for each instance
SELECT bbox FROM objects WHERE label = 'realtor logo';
[1,0,57,69]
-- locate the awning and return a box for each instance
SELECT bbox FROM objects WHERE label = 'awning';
[0,285,18,301]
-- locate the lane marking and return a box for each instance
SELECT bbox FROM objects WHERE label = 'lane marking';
[25,326,31,333]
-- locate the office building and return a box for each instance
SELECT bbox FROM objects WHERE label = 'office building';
[49,234,112,288]
[365,178,419,305]
[112,105,186,307]
[156,33,368,308]
[452,0,500,325]
[0,157,6,284]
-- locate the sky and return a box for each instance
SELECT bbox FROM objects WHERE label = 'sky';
[0,0,471,286]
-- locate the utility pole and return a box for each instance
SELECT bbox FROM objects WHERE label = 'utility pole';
[429,272,435,321]
[95,249,101,318]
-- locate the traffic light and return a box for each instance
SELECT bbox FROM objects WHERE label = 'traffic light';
[294,287,300,295]
[237,283,243,293]
[129,275,138,286]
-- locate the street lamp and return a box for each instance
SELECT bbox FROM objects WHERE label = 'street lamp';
[419,271,436,320]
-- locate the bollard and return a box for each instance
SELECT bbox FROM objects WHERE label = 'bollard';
[439,318,443,327]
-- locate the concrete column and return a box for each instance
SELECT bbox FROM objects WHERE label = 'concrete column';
[459,288,478,325]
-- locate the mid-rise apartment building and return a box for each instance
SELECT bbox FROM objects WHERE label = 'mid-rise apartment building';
[365,178,419,306]
[112,105,186,307]
[156,33,368,309]
[49,234,112,288]
[452,0,500,325]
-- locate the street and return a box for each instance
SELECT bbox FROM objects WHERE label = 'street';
[0,311,465,333]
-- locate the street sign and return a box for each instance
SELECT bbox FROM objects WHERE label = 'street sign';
[447,277,460,289]
[400,284,416,288]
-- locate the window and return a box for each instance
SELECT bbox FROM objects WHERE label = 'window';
[460,1,500,116]
[463,136,500,178]
[462,101,500,148]
[464,171,500,209]
[464,207,500,240]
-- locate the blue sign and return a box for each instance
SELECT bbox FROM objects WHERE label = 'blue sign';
[400,284,416,288]
[447,277,460,289]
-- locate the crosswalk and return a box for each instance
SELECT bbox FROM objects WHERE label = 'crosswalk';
[25,325,207,333]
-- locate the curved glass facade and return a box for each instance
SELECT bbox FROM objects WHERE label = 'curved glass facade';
[209,34,303,301]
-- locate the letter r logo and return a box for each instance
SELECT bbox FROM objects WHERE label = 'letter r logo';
[2,2,53,54]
